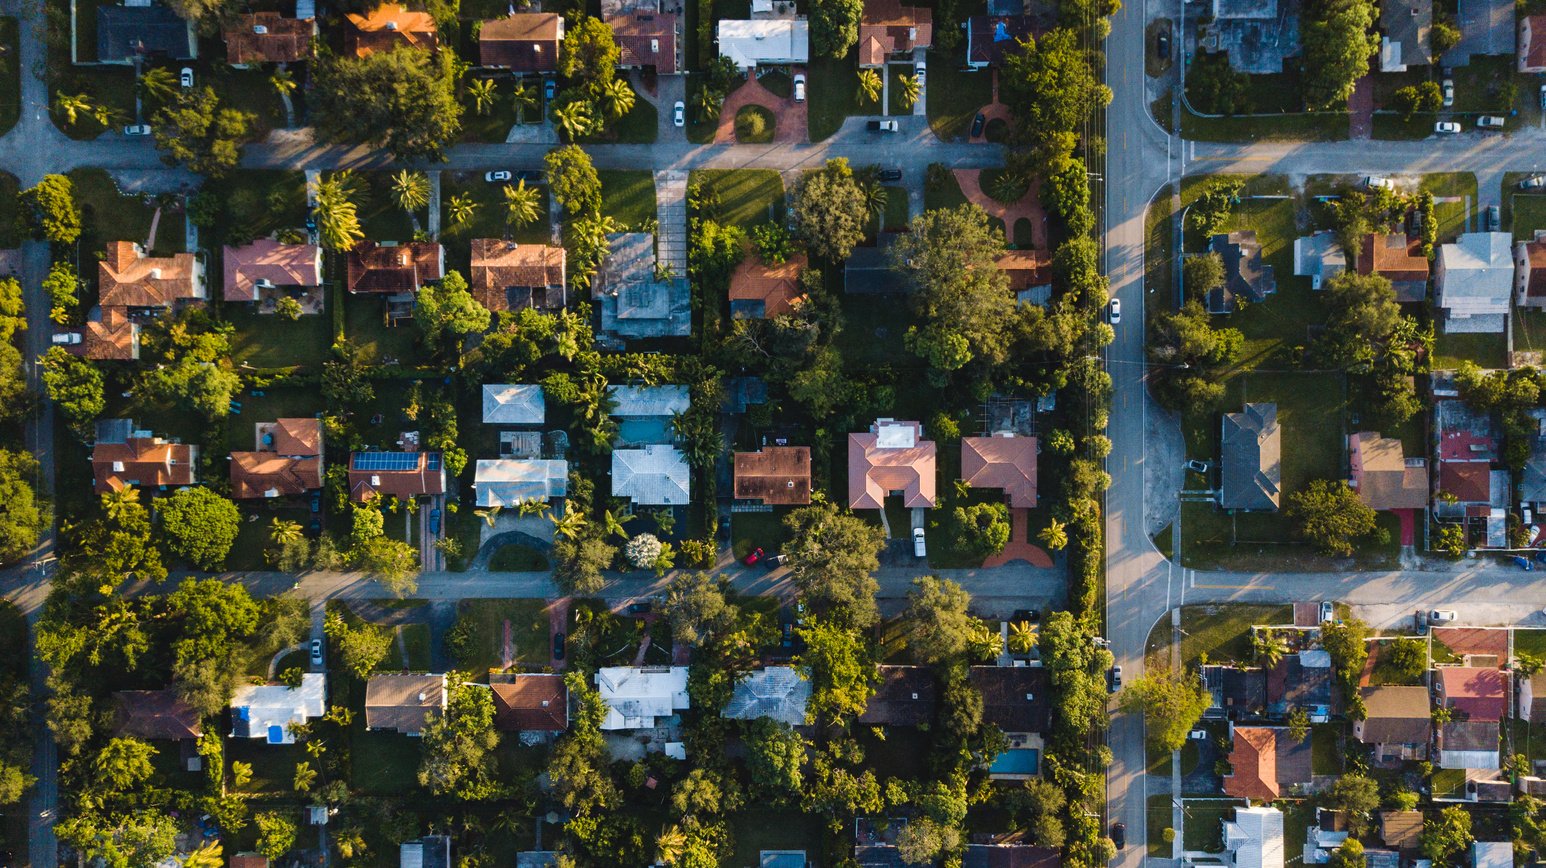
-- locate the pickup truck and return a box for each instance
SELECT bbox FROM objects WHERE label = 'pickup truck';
[867,119,899,132]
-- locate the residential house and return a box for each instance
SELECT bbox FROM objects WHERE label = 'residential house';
[1224,807,1285,868]
[606,1,678,74]
[849,419,937,509]
[1438,719,1500,769]
[1472,843,1514,868]
[1379,811,1423,850]
[1433,397,1503,526]
[482,384,545,426]
[612,446,690,506]
[857,0,932,67]
[1267,650,1333,721]
[961,434,1038,509]
[966,16,1035,68]
[92,419,197,494]
[1359,233,1429,302]
[491,674,569,732]
[1514,233,1546,310]
[1220,403,1282,512]
[717,18,810,68]
[1363,850,1401,868]
[1435,666,1507,719]
[1347,431,1428,511]
[729,251,807,318]
[112,689,201,740]
[365,673,447,736]
[1518,669,1546,722]
[1201,664,1268,719]
[347,451,447,502]
[1221,725,1313,800]
[472,459,568,507]
[230,856,270,868]
[1379,0,1431,71]
[344,3,437,57]
[962,844,1061,868]
[1436,232,1514,333]
[346,241,445,303]
[479,13,564,71]
[96,2,196,63]
[1199,0,1301,74]
[733,446,812,505]
[469,240,567,313]
[858,665,937,726]
[968,665,1051,734]
[594,665,690,730]
[224,12,315,65]
[1293,231,1346,290]
[230,417,324,499]
[222,238,323,308]
[609,384,689,445]
[723,666,812,725]
[1206,231,1277,314]
[230,673,326,744]
[400,835,452,868]
[844,235,899,294]
[82,307,141,361]
[593,233,689,340]
[1522,14,1546,72]
[998,250,1054,304]
[1353,685,1432,762]
[100,240,205,312]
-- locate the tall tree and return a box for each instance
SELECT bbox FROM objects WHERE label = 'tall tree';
[314,174,364,252]
[659,571,737,645]
[40,347,104,438]
[892,205,1016,374]
[312,46,462,161]
[1117,670,1212,752]
[415,270,491,353]
[152,87,254,177]
[1285,479,1378,556]
[0,450,45,565]
[901,576,976,665]
[790,158,868,262]
[544,145,602,215]
[389,170,431,215]
[782,502,884,628]
[502,180,543,229]
[810,0,864,57]
[794,618,876,723]
[1299,0,1379,110]
[19,174,81,244]
[158,487,241,571]
[1001,28,1113,148]
[419,679,504,800]
[559,16,622,91]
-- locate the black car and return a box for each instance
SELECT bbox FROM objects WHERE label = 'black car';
[877,168,903,183]
[627,601,652,615]
[1156,32,1170,59]
[553,631,566,660]
[1012,608,1041,623]
[1111,823,1126,849]
[970,112,986,138]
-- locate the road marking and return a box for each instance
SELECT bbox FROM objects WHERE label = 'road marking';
[1189,155,1274,162]
[1192,583,1274,590]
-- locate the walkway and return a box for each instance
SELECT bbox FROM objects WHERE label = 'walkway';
[953,169,1047,248]
[1348,76,1374,141]
[982,508,1055,568]
[714,71,808,144]
[970,70,1010,144]
[655,170,689,274]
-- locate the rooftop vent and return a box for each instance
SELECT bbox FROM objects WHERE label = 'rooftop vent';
[385,20,399,29]
[254,23,269,33]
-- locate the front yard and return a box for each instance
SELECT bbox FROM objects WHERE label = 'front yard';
[1181,800,1244,852]
[449,598,552,673]
[690,169,785,229]
[599,169,658,228]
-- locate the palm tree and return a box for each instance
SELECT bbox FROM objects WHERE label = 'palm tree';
[1252,628,1289,668]
[967,620,1003,660]
[856,68,882,104]
[862,182,888,224]
[898,73,921,109]
[549,506,588,542]
[517,498,552,518]
[184,842,223,868]
[314,174,364,252]
[476,505,503,528]
[101,487,141,523]
[270,518,304,546]
[552,100,595,141]
[447,192,478,227]
[599,77,636,121]
[603,509,633,541]
[988,170,1029,203]
[138,67,177,103]
[53,91,92,126]
[270,68,297,98]
[656,826,687,866]
[1038,517,1069,551]
[693,86,722,123]
[502,180,542,230]
[1008,621,1038,655]
[390,170,431,215]
[511,82,539,124]
[467,77,497,116]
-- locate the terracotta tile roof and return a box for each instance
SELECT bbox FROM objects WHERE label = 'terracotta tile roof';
[1438,462,1490,503]
[1223,726,1280,800]
[1348,432,1427,510]
[231,453,322,499]
[961,435,1038,508]
[344,4,437,57]
[1520,239,1546,298]
[492,675,568,731]
[348,451,446,501]
[222,239,322,302]
[996,249,1052,292]
[857,0,932,66]
[92,435,197,493]
[728,251,807,318]
[1432,627,1508,660]
[609,12,678,74]
[270,418,323,456]
[229,857,270,868]
[83,307,140,361]
[1523,15,1546,71]
[733,446,811,505]
[365,673,446,734]
[479,13,563,70]
[113,689,202,740]
[1437,667,1506,720]
[224,12,314,65]
[848,420,936,509]
[469,239,566,311]
[99,241,202,309]
[346,241,444,294]
[1360,233,1429,283]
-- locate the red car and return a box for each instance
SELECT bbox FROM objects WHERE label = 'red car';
[743,547,765,566]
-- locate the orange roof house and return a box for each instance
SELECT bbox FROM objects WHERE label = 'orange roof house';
[1359,233,1429,302]
[733,446,812,505]
[1516,236,1546,309]
[83,307,141,361]
[224,12,315,65]
[1522,14,1546,72]
[961,435,1038,508]
[997,250,1053,293]
[230,418,324,499]
[99,241,204,310]
[346,241,444,294]
[223,238,322,302]
[479,13,564,71]
[492,675,569,731]
[1223,726,1280,800]
[344,4,437,57]
[1436,666,1507,721]
[729,252,807,319]
[1348,431,1427,510]
[92,422,198,494]
[348,451,447,502]
[849,419,936,509]
[609,11,677,74]
[469,239,566,311]
[857,0,933,67]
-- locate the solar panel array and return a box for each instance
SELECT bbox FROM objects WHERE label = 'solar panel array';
[351,452,423,471]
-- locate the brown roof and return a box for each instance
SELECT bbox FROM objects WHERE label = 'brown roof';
[469,239,566,311]
[348,451,447,501]
[1380,811,1423,849]
[968,666,1050,733]
[1521,239,1546,298]
[346,241,444,294]
[1524,15,1546,70]
[1356,685,1432,745]
[1432,627,1509,660]
[364,673,446,734]
[224,12,314,64]
[344,4,437,57]
[729,251,807,318]
[114,689,202,740]
[270,418,323,456]
[1348,432,1427,510]
[858,665,937,726]
[222,239,322,302]
[609,12,678,74]
[848,420,936,509]
[492,675,569,731]
[1360,233,1429,283]
[99,241,202,309]
[1439,462,1490,503]
[1223,726,1280,800]
[857,0,933,66]
[1437,667,1506,720]
[83,307,140,361]
[996,250,1052,292]
[479,13,563,71]
[961,435,1038,508]
[733,447,812,505]
[230,857,270,868]
[93,436,197,493]
[231,453,322,499]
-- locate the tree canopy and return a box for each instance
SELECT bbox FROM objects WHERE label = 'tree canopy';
[158,487,241,571]
[782,503,884,628]
[790,158,869,262]
[416,270,491,353]
[1002,28,1113,147]
[20,174,81,244]
[1299,0,1379,110]
[901,576,977,665]
[892,205,1018,375]
[1118,670,1212,752]
[419,678,504,800]
[152,87,253,177]
[1285,479,1378,556]
[810,0,864,57]
[312,46,462,161]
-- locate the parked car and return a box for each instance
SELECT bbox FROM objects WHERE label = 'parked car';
[1012,608,1041,623]
[428,508,441,535]
[1515,556,1536,571]
[764,553,787,568]
[912,527,926,558]
[1156,32,1170,59]
[970,112,986,138]
[543,78,556,101]
[1184,458,1210,474]
[914,59,926,85]
[793,73,806,102]
[310,639,323,666]
[1521,175,1546,190]
[180,67,194,88]
[1108,666,1122,692]
[1442,78,1454,107]
[1111,823,1126,850]
[1107,297,1121,324]
[743,546,765,566]
[626,601,652,615]
[673,101,685,127]
[50,332,81,345]
[485,170,513,183]
[1428,610,1458,623]
[513,170,544,184]
[123,124,152,136]
[1319,601,1334,623]
[1539,84,1546,111]
[867,119,900,132]
[1434,121,1461,134]
[1486,205,1501,232]
[1363,175,1394,190]
[877,168,903,182]
[552,631,566,659]
[1477,115,1506,129]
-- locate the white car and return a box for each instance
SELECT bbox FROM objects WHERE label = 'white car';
[912,527,926,558]
[1522,175,1546,191]
[1107,297,1121,324]
[1477,115,1506,129]
[1364,175,1394,190]
[123,123,152,136]
[1442,78,1454,107]
[792,74,806,102]
[1434,121,1461,134]
[180,67,194,88]
[914,59,926,85]
[310,639,323,666]
[50,332,81,346]
[673,100,685,127]
[484,170,512,183]
[1428,609,1458,624]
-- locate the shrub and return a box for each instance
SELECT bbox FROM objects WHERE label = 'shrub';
[734,105,775,143]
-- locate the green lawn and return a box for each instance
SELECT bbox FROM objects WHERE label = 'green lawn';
[1147,183,1177,302]
[226,503,312,572]
[439,172,554,272]
[1517,629,1546,659]
[690,169,784,229]
[343,292,422,365]
[835,293,916,366]
[460,76,531,143]
[1433,331,1508,368]
[684,74,719,143]
[581,94,658,144]
[200,170,309,248]
[69,167,185,256]
[1176,604,1292,667]
[924,167,969,212]
[351,726,423,794]
[1181,800,1244,852]
[382,623,432,670]
[1419,172,1478,243]
[354,171,423,241]
[1508,185,1546,242]
[728,811,824,865]
[599,170,658,229]
[730,508,790,559]
[926,50,992,141]
[868,184,909,236]
[1180,110,1349,142]
[450,599,551,673]
[733,103,776,143]
[1311,722,1344,774]
[1148,795,1175,858]
[227,738,305,796]
[488,543,550,571]
[0,171,19,248]
[227,304,333,370]
[805,52,863,141]
[1431,767,1466,799]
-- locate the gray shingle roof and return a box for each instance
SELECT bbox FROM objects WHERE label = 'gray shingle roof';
[612,446,690,505]
[1221,403,1282,511]
[482,384,545,425]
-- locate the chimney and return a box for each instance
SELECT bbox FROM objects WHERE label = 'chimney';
[651,37,660,53]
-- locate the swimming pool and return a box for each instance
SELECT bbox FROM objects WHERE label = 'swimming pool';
[988,747,1040,775]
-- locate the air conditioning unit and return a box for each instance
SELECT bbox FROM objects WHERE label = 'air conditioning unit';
[253,24,269,34]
